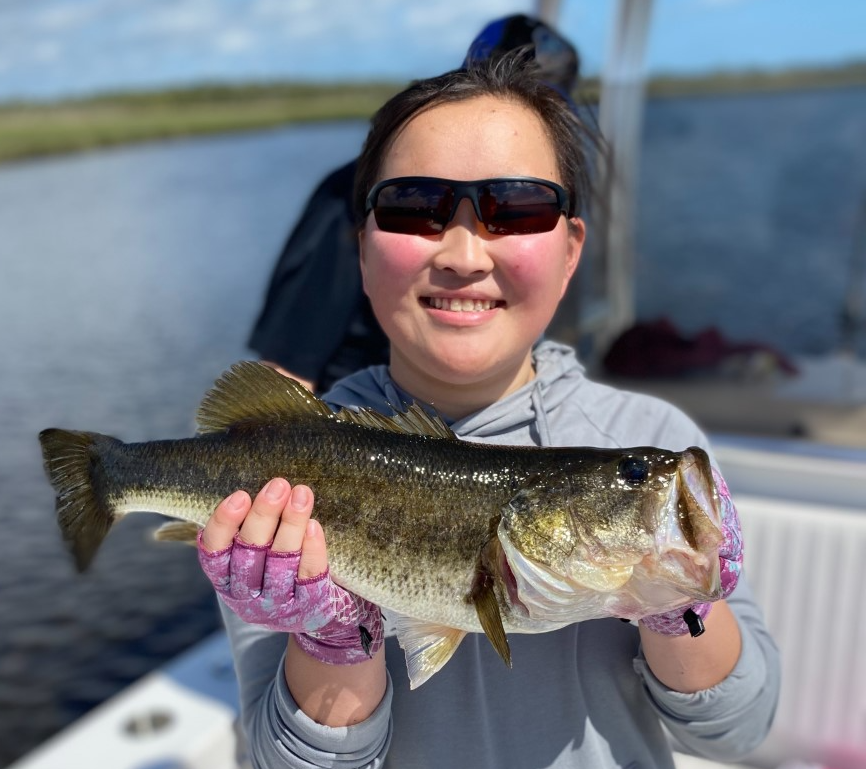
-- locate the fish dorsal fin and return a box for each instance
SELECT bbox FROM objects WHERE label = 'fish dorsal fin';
[197,361,333,433]
[388,403,457,439]
[336,402,457,440]
[392,614,467,689]
[196,361,457,440]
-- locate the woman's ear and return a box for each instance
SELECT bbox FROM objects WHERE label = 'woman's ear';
[358,229,370,297]
[561,217,585,297]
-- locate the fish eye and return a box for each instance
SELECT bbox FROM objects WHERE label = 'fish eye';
[618,457,649,485]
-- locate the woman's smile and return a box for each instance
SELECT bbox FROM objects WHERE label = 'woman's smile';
[423,296,504,312]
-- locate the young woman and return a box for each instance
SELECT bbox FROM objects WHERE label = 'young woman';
[198,53,780,769]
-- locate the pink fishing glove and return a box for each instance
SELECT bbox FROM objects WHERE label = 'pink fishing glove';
[197,532,383,665]
[640,467,743,637]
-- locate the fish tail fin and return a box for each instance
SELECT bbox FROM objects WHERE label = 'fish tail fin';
[38,428,121,572]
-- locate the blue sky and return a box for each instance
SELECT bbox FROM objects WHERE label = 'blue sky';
[1,0,864,102]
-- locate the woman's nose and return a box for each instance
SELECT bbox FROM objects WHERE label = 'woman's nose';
[431,199,495,276]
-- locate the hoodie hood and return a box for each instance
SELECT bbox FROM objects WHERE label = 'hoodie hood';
[325,340,586,447]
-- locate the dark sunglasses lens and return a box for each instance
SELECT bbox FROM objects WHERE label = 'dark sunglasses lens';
[373,182,453,235]
[480,181,563,235]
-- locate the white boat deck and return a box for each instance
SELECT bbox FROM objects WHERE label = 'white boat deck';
[605,352,866,451]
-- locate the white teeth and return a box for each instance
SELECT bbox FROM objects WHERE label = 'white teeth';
[430,297,497,311]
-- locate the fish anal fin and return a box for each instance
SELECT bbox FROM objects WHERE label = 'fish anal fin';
[154,520,201,545]
[196,361,333,434]
[469,538,512,669]
[393,614,467,689]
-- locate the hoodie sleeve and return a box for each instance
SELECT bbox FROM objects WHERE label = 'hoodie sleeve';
[218,601,393,769]
[632,576,781,760]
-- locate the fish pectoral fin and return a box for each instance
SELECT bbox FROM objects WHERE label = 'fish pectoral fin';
[153,521,201,545]
[471,576,512,669]
[393,615,467,689]
[469,527,511,668]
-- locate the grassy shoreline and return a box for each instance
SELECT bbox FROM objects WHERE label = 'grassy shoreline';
[0,82,402,164]
[2,63,864,165]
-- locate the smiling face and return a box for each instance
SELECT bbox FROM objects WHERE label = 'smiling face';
[359,95,585,418]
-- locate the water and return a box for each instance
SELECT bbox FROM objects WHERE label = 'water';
[0,122,365,767]
[1,87,865,766]
[635,86,866,356]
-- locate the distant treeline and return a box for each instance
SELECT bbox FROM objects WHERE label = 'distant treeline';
[0,82,401,164]
[1,61,864,164]
[646,60,866,98]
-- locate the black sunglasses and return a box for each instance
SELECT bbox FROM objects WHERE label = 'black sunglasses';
[364,176,574,236]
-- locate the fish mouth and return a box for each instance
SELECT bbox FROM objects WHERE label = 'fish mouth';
[422,296,505,312]
[678,449,723,545]
[647,448,723,600]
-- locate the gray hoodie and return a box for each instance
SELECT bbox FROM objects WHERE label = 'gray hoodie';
[220,340,780,769]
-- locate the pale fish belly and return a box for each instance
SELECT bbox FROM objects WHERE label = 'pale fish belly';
[330,554,487,632]
[115,489,220,527]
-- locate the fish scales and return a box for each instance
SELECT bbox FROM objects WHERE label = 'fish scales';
[93,420,541,623]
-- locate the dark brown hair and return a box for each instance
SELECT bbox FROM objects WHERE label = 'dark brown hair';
[353,49,600,228]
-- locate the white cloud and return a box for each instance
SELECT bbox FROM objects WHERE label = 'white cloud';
[692,0,753,6]
[0,0,553,99]
[5,0,846,102]
[130,1,224,37]
[31,0,114,31]
[215,29,256,55]
[32,41,63,64]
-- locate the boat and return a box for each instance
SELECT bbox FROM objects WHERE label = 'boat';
[9,2,866,768]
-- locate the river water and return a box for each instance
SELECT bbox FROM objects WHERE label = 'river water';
[1,86,865,766]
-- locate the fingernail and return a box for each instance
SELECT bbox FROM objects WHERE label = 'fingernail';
[292,485,311,510]
[265,478,286,500]
[306,519,318,537]
[226,490,247,511]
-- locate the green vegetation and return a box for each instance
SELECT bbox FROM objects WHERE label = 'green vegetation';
[646,60,866,99]
[1,62,864,165]
[0,81,402,164]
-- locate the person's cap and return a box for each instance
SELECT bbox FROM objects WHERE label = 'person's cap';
[462,14,580,95]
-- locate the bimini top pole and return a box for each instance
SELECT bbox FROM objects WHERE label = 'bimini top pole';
[596,0,655,354]
[533,0,563,25]
[538,1,655,365]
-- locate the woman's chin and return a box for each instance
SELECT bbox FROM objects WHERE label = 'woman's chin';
[403,348,533,392]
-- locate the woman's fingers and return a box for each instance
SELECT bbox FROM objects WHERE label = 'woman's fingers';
[237,478,292,546]
[272,484,315,554]
[201,479,328,581]
[297,518,329,580]
[267,482,327,579]
[200,489,251,552]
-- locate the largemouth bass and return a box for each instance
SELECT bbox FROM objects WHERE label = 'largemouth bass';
[39,362,724,687]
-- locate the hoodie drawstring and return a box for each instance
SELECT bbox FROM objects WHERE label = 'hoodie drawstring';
[531,382,552,447]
